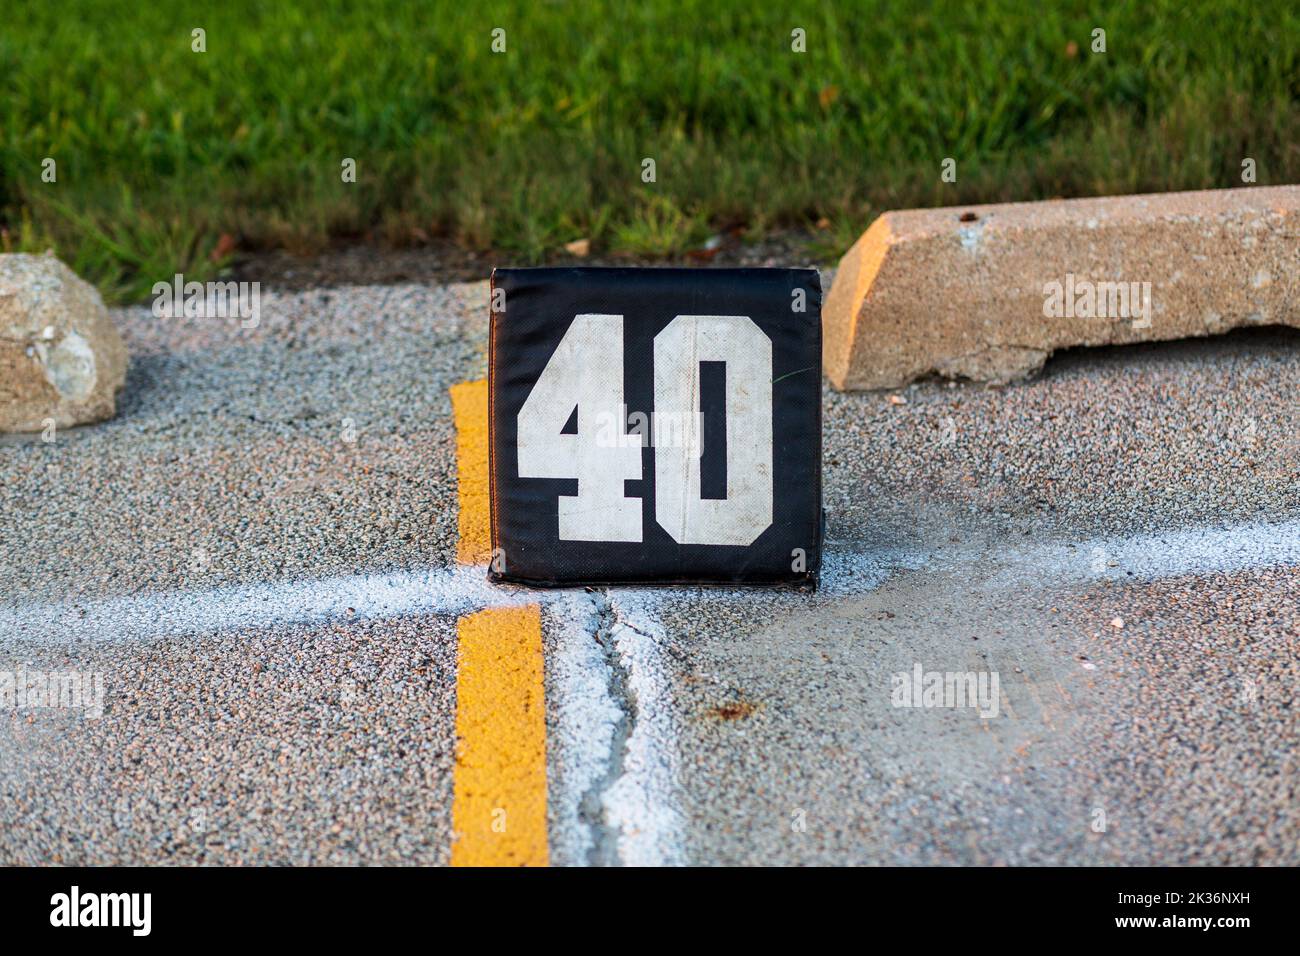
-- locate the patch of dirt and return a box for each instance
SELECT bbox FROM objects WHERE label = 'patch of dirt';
[231,231,837,291]
[706,700,760,721]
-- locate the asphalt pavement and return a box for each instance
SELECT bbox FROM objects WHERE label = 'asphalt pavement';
[1,279,1296,864]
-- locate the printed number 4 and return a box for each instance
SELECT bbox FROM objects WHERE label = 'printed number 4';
[517,313,773,546]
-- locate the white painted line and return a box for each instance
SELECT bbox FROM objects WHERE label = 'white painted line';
[0,565,535,644]
[9,518,1292,646]
[598,591,688,867]
[544,591,624,866]
[819,546,930,594]
[974,517,1300,590]
[543,590,689,867]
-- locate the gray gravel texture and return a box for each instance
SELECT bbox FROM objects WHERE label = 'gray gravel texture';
[1,276,1296,865]
[637,325,1300,865]
[1,613,458,865]
[1,284,483,864]
[1,283,487,605]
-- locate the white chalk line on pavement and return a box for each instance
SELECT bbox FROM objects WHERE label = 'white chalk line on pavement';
[0,564,527,645]
[544,589,687,866]
[600,593,689,866]
[5,518,1295,644]
[544,591,625,866]
[973,517,1300,591]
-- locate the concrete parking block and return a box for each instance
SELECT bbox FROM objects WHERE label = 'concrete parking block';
[823,185,1300,390]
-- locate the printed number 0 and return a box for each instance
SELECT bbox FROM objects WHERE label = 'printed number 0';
[655,316,772,545]
[517,313,773,546]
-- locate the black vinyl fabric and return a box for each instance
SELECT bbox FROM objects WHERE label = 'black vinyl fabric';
[488,267,823,588]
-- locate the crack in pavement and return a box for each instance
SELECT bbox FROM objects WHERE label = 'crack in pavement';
[596,592,688,865]
[552,587,687,866]
[577,589,635,866]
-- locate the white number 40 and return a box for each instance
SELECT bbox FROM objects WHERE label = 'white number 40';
[518,313,773,546]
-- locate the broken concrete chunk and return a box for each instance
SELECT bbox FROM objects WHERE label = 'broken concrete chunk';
[0,253,128,432]
[823,185,1300,390]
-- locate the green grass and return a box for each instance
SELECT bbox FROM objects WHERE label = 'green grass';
[2,0,1297,301]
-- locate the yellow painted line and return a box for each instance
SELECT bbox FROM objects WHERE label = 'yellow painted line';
[451,605,549,867]
[450,379,491,564]
[449,378,549,866]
